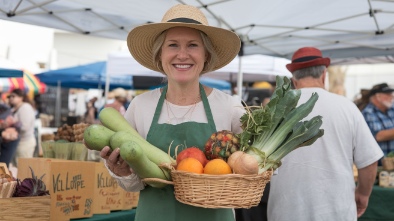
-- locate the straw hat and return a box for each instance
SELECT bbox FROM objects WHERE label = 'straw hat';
[127,4,240,73]
[112,88,127,98]
[286,47,330,73]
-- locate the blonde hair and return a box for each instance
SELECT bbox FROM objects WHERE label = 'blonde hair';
[152,29,218,75]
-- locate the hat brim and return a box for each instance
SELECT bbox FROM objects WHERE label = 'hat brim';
[127,22,240,74]
[286,57,330,73]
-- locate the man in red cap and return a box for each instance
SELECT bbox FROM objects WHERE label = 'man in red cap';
[267,47,383,221]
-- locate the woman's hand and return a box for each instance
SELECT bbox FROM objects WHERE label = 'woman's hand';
[100,146,133,177]
[1,127,18,141]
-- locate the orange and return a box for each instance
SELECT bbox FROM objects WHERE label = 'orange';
[203,159,232,175]
[176,157,204,174]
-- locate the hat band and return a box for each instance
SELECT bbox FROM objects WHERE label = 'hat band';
[293,56,322,63]
[167,17,202,24]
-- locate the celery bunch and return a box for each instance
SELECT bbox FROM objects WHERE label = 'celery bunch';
[239,76,324,173]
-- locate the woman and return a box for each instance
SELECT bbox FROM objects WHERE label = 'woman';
[8,89,36,166]
[0,103,20,167]
[100,4,244,221]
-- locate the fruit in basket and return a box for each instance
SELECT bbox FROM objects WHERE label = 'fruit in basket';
[177,158,204,174]
[203,159,232,175]
[204,130,240,161]
[176,147,208,167]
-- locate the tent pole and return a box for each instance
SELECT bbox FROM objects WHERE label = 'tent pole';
[236,56,243,100]
[104,64,111,105]
[55,80,61,127]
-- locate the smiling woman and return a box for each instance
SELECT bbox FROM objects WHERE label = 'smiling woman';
[100,4,244,221]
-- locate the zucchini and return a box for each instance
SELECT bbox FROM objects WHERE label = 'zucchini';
[110,131,175,165]
[99,107,140,137]
[83,124,115,151]
[120,141,170,188]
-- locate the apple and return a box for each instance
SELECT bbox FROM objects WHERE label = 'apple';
[176,147,209,167]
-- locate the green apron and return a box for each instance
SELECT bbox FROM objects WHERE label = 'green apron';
[134,84,235,221]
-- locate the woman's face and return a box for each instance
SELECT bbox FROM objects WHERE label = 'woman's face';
[8,93,23,107]
[160,27,207,84]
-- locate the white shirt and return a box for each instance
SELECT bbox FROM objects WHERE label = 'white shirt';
[268,88,383,221]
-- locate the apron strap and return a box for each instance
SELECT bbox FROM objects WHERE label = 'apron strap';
[199,84,217,132]
[150,85,168,128]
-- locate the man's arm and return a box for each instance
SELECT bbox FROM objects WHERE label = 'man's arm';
[375,128,394,142]
[355,161,378,218]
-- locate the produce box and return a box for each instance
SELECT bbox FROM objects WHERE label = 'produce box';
[92,162,124,214]
[18,158,96,221]
[122,191,139,210]
[0,195,51,221]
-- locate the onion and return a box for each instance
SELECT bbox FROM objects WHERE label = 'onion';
[231,151,259,175]
[227,151,244,170]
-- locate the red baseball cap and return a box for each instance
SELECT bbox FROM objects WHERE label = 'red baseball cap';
[286,47,330,73]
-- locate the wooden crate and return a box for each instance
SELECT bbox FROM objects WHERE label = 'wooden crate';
[0,196,51,221]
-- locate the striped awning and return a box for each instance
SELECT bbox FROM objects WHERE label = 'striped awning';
[0,69,46,98]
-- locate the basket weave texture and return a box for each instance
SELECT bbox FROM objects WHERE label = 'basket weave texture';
[171,170,272,209]
[382,157,394,171]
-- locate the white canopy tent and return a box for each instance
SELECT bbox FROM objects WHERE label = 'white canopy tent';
[1,0,394,98]
[1,0,393,62]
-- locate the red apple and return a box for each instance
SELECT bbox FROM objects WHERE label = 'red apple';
[176,147,209,166]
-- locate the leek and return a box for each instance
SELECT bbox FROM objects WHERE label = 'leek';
[239,76,324,173]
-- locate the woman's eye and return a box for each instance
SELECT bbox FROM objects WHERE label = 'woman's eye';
[168,43,178,47]
[189,43,198,47]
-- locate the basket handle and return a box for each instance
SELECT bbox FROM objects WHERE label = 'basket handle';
[142,177,174,185]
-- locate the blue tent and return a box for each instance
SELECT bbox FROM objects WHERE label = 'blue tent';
[36,61,133,90]
[0,68,24,78]
[36,61,231,91]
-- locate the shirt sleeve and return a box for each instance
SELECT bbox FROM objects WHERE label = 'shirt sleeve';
[354,111,384,169]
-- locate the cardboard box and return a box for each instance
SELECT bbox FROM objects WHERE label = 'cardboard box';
[18,158,96,221]
[92,162,124,214]
[123,191,139,210]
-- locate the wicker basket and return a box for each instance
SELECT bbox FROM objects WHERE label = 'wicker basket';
[145,169,272,209]
[382,157,394,171]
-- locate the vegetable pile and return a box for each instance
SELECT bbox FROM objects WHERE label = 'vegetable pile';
[235,76,324,174]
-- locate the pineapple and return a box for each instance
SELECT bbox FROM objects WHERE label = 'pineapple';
[204,130,240,161]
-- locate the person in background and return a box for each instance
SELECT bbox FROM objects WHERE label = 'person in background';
[0,103,20,167]
[361,83,394,159]
[84,97,98,124]
[104,88,128,115]
[98,4,243,221]
[267,47,383,221]
[354,88,371,111]
[8,89,37,167]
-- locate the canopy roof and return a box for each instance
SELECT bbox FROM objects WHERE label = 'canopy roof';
[1,0,393,64]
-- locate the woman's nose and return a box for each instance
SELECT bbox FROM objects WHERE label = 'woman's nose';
[177,47,189,59]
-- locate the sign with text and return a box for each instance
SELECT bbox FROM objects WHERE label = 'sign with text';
[93,162,124,214]
[18,158,95,221]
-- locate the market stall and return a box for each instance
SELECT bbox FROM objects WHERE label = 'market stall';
[0,69,46,98]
